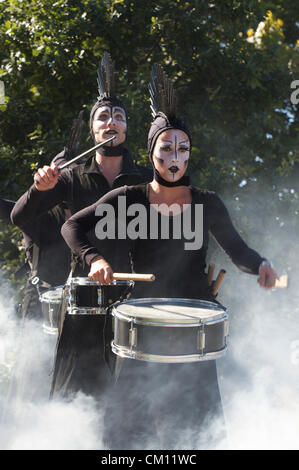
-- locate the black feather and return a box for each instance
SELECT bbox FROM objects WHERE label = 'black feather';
[97,52,116,100]
[66,110,84,159]
[149,64,176,119]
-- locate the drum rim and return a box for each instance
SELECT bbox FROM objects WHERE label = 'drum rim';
[111,341,227,363]
[113,297,227,324]
[39,285,64,303]
[67,307,106,315]
[68,277,134,287]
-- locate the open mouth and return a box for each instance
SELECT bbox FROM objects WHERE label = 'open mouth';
[168,166,179,174]
[105,130,118,135]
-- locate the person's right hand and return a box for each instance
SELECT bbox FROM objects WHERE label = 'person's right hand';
[88,256,113,285]
[33,162,60,191]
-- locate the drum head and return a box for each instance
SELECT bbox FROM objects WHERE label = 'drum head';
[69,277,99,286]
[40,286,63,303]
[113,298,226,325]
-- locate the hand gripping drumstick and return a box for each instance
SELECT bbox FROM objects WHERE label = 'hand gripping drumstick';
[112,273,155,282]
[35,136,116,184]
[212,269,226,296]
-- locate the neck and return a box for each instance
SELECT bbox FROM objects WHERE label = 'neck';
[96,152,123,166]
[96,152,123,185]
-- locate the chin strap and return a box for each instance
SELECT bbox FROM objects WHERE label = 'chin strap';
[96,143,125,157]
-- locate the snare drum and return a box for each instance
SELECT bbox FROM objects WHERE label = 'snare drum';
[111,298,229,363]
[39,286,63,335]
[67,277,135,315]
[67,277,103,315]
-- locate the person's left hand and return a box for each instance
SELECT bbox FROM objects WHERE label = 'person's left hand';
[258,263,278,289]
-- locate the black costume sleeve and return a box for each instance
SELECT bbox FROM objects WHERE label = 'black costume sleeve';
[0,198,15,224]
[61,186,128,266]
[208,193,265,274]
[11,169,71,228]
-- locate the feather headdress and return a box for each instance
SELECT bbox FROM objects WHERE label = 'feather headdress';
[89,52,127,132]
[97,52,117,101]
[89,52,128,154]
[149,63,177,121]
[147,64,191,160]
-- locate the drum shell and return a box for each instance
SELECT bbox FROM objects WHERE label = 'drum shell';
[114,318,226,356]
[67,277,135,315]
[111,298,229,363]
[67,277,103,315]
[39,287,63,335]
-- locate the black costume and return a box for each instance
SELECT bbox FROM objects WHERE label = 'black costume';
[0,198,14,224]
[58,63,268,449]
[0,196,71,319]
[11,151,152,399]
[11,50,153,400]
[61,183,265,448]
[0,195,73,410]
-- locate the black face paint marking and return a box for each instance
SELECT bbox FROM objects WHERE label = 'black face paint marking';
[168,135,179,178]
[169,166,179,179]
[109,107,113,146]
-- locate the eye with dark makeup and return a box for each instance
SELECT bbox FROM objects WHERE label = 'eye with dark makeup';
[160,145,172,152]
[97,112,110,122]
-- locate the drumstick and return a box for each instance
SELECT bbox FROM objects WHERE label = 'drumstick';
[112,273,155,282]
[274,274,288,289]
[58,136,115,170]
[212,269,226,295]
[207,264,215,286]
[35,136,116,185]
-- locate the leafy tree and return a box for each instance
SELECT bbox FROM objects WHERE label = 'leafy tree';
[0,0,298,302]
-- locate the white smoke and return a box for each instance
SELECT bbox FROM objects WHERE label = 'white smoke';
[0,274,104,450]
[1,189,299,450]
[205,192,299,450]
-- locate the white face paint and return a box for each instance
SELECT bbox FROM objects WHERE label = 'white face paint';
[152,129,190,182]
[92,105,127,146]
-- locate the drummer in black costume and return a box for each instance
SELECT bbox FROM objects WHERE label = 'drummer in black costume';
[61,64,278,449]
[0,124,83,407]
[11,53,152,400]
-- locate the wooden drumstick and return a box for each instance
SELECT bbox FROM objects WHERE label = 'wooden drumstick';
[207,264,215,286]
[112,273,155,282]
[212,269,226,295]
[274,274,288,289]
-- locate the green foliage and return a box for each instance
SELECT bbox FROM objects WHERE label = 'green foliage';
[0,0,298,296]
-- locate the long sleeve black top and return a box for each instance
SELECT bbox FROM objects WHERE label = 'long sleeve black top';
[11,150,153,226]
[61,184,265,300]
[0,197,71,286]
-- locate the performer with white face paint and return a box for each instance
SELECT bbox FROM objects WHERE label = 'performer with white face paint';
[61,64,278,449]
[11,53,152,400]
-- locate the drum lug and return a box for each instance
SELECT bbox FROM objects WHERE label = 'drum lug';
[129,321,137,348]
[224,319,229,338]
[197,325,205,353]
[49,307,54,327]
